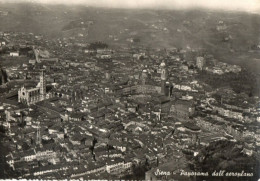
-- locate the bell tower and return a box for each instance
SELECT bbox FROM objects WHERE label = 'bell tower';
[160,60,167,95]
[36,122,42,147]
[40,71,46,100]
[141,69,148,85]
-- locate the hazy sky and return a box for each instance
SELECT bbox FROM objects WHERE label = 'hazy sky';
[2,0,260,13]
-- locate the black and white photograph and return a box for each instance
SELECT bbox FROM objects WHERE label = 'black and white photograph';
[0,0,259,180]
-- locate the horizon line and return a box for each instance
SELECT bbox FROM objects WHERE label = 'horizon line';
[0,0,260,15]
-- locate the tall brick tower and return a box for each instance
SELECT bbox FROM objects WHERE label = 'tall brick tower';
[40,71,46,101]
[160,60,167,95]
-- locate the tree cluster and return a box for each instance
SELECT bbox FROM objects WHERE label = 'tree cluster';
[88,41,108,50]
[197,70,259,96]
[193,140,259,181]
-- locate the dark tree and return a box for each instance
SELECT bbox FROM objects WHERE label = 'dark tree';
[88,41,108,50]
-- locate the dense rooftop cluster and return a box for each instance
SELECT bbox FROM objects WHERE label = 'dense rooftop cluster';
[0,30,259,180]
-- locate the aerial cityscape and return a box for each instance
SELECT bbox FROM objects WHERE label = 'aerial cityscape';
[0,0,259,180]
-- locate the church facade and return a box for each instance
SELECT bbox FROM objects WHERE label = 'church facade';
[18,71,46,105]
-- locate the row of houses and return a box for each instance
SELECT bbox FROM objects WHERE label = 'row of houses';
[211,104,246,122]
[196,116,259,142]
[6,148,57,169]
[70,159,132,179]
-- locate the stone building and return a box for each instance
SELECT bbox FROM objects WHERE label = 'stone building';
[18,71,46,105]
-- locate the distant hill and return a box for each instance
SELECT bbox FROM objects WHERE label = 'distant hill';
[62,19,93,31]
[0,2,259,72]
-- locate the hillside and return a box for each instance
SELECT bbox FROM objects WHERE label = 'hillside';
[0,2,259,72]
[193,140,259,181]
